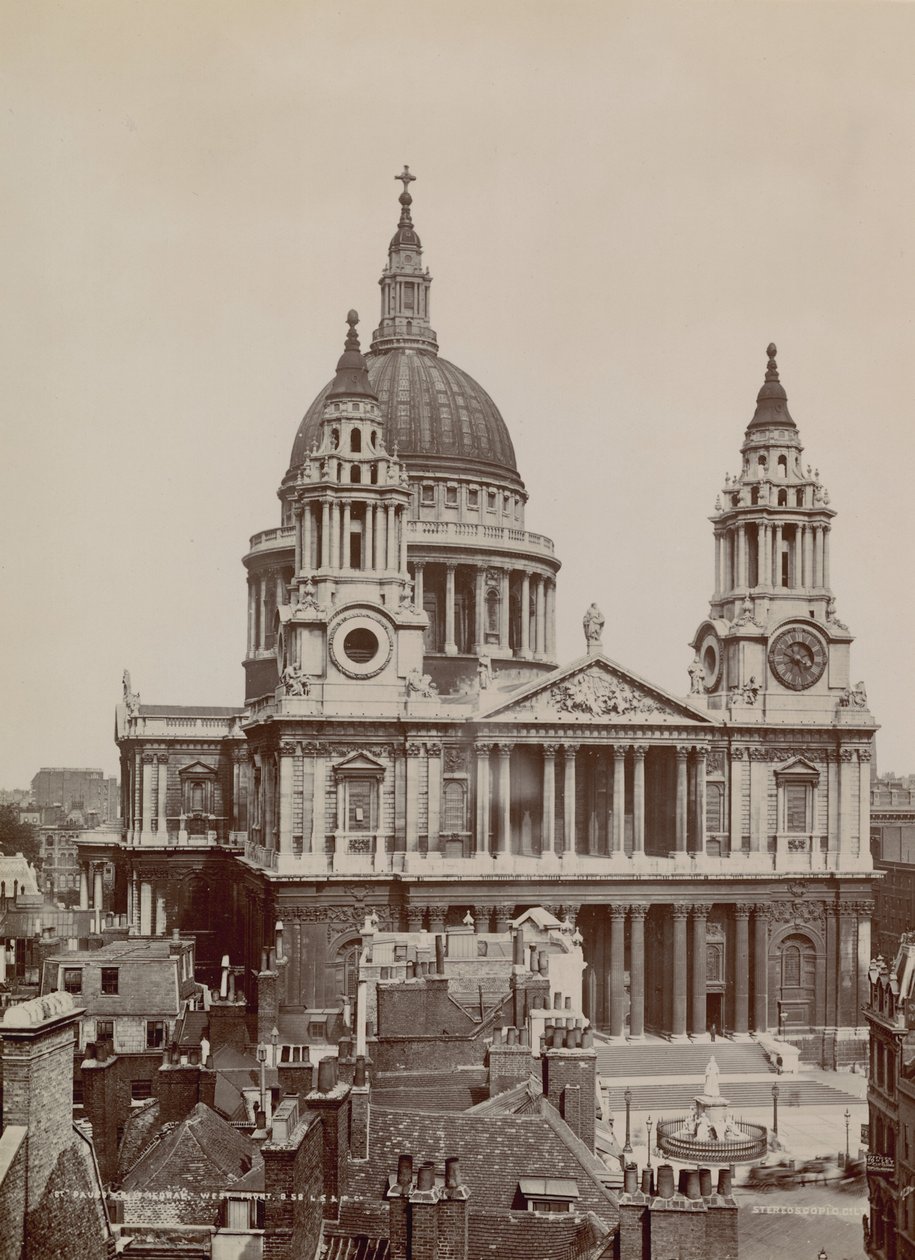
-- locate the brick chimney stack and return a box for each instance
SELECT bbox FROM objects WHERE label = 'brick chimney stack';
[305,1056,352,1219]
[616,1163,739,1260]
[541,1026,597,1153]
[386,1153,470,1260]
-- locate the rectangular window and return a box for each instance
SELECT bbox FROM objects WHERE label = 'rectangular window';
[62,967,82,994]
[445,485,458,507]
[131,1079,153,1101]
[96,1019,114,1042]
[467,488,479,508]
[347,780,373,832]
[146,1020,166,1049]
[421,484,435,505]
[100,967,119,995]
[487,491,497,511]
[784,784,809,833]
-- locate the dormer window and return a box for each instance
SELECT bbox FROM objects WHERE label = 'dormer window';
[421,484,435,506]
[517,1178,579,1214]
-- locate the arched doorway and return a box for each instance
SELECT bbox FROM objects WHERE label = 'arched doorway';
[773,932,818,1031]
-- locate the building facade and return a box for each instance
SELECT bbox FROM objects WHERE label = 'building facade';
[110,172,878,1065]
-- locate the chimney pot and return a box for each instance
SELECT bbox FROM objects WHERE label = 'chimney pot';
[339,1036,353,1060]
[172,928,180,940]
[96,1041,108,1063]
[538,949,548,974]
[678,1169,689,1195]
[317,1056,337,1093]
[416,1161,435,1191]
[551,1028,564,1048]
[513,931,524,966]
[641,1168,653,1195]
[255,1108,267,1130]
[519,1027,529,1047]
[564,995,572,1009]
[260,947,269,972]
[553,992,562,1009]
[582,1027,593,1048]
[435,934,446,974]
[528,943,537,971]
[699,1167,713,1197]
[354,1055,367,1087]
[85,1041,97,1062]
[397,1154,414,1188]
[445,1156,460,1189]
[624,1164,638,1194]
[406,960,415,978]
[717,1168,732,1195]
[686,1169,701,1199]
[506,1026,517,1046]
[657,1164,675,1198]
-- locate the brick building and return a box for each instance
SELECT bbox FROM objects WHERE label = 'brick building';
[871,773,915,960]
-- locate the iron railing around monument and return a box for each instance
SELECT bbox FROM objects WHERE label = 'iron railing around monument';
[656,1116,767,1165]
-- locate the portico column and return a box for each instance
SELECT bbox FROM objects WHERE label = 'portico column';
[690,906,709,1036]
[444,563,458,655]
[729,746,744,852]
[545,580,556,658]
[79,866,89,911]
[734,903,751,1035]
[475,744,491,854]
[563,745,578,855]
[629,905,647,1038]
[737,523,747,587]
[632,746,646,854]
[609,905,627,1038]
[773,524,783,586]
[496,744,512,855]
[141,753,154,840]
[398,506,407,573]
[310,745,326,853]
[760,523,771,588]
[520,572,531,657]
[293,506,302,573]
[753,905,770,1032]
[671,904,689,1038]
[693,748,707,855]
[405,744,421,851]
[427,742,442,851]
[156,753,168,839]
[330,502,340,569]
[413,562,424,611]
[474,570,485,652]
[93,866,104,913]
[675,747,689,853]
[302,504,313,571]
[140,880,153,936]
[612,746,626,854]
[541,745,557,855]
[500,569,510,652]
[534,577,545,656]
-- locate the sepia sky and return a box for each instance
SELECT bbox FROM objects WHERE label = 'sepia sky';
[2,0,914,786]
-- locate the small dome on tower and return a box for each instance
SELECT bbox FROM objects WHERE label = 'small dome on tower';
[327,311,377,402]
[747,342,796,431]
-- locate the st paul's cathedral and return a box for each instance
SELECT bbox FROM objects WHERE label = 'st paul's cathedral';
[88,169,878,1066]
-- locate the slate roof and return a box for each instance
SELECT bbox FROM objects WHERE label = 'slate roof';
[119,1102,262,1225]
[118,1099,162,1179]
[370,1067,489,1113]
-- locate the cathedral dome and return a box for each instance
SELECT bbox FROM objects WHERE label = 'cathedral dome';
[289,348,522,487]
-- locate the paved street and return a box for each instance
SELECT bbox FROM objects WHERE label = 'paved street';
[736,1180,867,1260]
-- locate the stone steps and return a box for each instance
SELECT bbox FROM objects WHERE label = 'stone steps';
[595,1039,770,1078]
[605,1079,861,1113]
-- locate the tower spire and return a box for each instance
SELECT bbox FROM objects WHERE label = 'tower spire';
[371,166,438,355]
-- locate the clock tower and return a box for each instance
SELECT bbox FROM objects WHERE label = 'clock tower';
[691,344,861,722]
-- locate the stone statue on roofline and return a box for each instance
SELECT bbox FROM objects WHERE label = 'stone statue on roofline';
[582,603,605,651]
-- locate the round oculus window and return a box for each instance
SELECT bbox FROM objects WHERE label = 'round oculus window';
[343,626,378,664]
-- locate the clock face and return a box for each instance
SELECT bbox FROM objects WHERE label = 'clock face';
[698,630,722,690]
[768,627,828,691]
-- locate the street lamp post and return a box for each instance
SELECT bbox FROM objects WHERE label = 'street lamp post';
[646,1116,653,1170]
[271,1025,279,1069]
[845,1109,851,1163]
[256,1043,267,1116]
[772,1083,779,1139]
[623,1087,633,1155]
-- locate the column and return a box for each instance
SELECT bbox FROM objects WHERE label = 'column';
[535,577,546,657]
[520,571,530,657]
[386,503,397,570]
[413,561,424,611]
[444,563,457,655]
[247,580,256,655]
[541,745,557,855]
[856,901,874,1029]
[140,880,153,936]
[838,902,857,1027]
[330,502,340,569]
[690,906,709,1036]
[311,746,326,853]
[837,747,853,858]
[753,905,769,1032]
[321,501,330,568]
[475,744,491,853]
[278,744,294,854]
[398,506,407,573]
[405,744,421,850]
[474,570,485,652]
[714,533,722,596]
[496,744,512,855]
[737,523,747,587]
[734,904,751,1035]
[632,746,646,854]
[760,523,771,589]
[805,523,815,588]
[609,905,626,1038]
[612,746,626,854]
[545,580,556,658]
[773,524,783,586]
[629,905,647,1038]
[675,747,689,853]
[563,745,577,855]
[303,504,313,572]
[693,748,707,855]
[141,753,154,840]
[427,742,442,851]
[341,503,351,569]
[91,866,103,913]
[293,506,302,573]
[157,753,168,838]
[259,575,267,648]
[671,904,689,1038]
[155,891,167,936]
[729,747,744,852]
[500,569,510,652]
[79,866,89,911]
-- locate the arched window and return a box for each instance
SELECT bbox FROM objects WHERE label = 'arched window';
[782,943,801,987]
[705,783,723,833]
[777,454,787,477]
[757,454,767,474]
[350,429,361,453]
[350,465,361,483]
[443,782,467,832]
[486,588,500,635]
[370,465,378,485]
[777,489,788,507]
[795,488,804,507]
[751,487,759,504]
[331,428,340,450]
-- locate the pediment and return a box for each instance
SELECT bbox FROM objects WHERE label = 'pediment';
[177,761,217,778]
[332,751,386,775]
[479,655,717,725]
[772,755,820,779]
